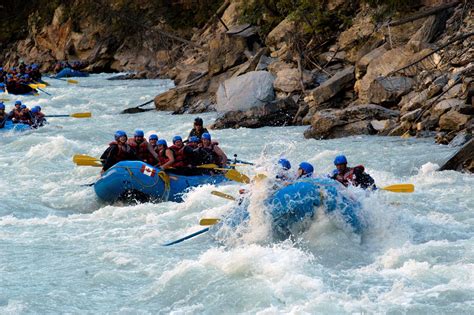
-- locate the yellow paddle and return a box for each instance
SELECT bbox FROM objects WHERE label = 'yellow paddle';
[31,82,47,88]
[194,164,251,183]
[211,191,236,201]
[73,154,103,167]
[34,80,50,87]
[199,218,220,226]
[47,112,92,118]
[380,184,414,193]
[225,169,250,184]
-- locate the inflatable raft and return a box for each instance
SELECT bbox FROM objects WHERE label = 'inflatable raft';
[211,177,365,241]
[54,68,89,79]
[5,84,37,95]
[1,121,31,133]
[94,161,228,203]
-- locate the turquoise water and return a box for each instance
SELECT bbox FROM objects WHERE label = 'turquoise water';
[1,75,473,314]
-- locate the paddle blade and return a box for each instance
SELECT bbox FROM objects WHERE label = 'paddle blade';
[70,112,91,118]
[211,191,236,201]
[196,164,219,169]
[67,79,79,84]
[225,169,250,184]
[28,84,38,89]
[199,218,220,226]
[0,98,9,102]
[73,154,102,167]
[381,184,414,193]
[253,174,267,182]
[35,83,47,88]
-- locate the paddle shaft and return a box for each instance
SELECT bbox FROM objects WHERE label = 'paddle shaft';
[162,227,209,246]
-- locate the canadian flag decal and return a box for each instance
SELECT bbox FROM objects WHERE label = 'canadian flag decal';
[140,165,156,177]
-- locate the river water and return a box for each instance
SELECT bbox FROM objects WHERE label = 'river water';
[1,75,473,314]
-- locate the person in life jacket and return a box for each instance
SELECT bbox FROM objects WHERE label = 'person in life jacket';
[198,132,227,166]
[0,102,7,128]
[148,134,159,164]
[18,105,33,125]
[8,101,22,122]
[100,130,137,174]
[169,136,189,168]
[30,106,46,128]
[181,136,201,167]
[155,139,175,169]
[188,117,209,140]
[297,162,314,179]
[330,155,376,190]
[127,129,158,165]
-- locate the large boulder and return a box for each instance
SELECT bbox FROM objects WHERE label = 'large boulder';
[368,76,415,104]
[216,71,275,112]
[211,97,298,129]
[439,110,471,131]
[355,47,435,103]
[208,33,247,76]
[307,66,355,105]
[273,68,313,93]
[304,104,399,139]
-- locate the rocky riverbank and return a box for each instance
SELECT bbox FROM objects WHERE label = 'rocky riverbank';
[1,0,472,171]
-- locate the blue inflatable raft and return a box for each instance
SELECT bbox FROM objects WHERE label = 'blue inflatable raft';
[1,121,31,133]
[211,177,365,241]
[94,161,228,203]
[54,68,89,79]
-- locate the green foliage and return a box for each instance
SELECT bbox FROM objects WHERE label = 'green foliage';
[240,0,356,38]
[362,0,421,22]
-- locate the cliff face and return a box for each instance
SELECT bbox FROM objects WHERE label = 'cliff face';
[2,0,473,159]
[0,0,223,75]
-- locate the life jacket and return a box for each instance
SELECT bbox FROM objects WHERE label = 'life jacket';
[108,141,133,161]
[10,108,21,121]
[157,148,174,166]
[18,111,32,125]
[170,144,187,167]
[332,165,367,187]
[128,138,151,163]
[189,127,209,139]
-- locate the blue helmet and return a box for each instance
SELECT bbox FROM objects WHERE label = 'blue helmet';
[157,139,167,146]
[15,100,22,105]
[0,83,5,87]
[34,105,41,111]
[202,133,211,140]
[172,135,182,143]
[31,107,39,113]
[299,162,314,176]
[149,134,158,141]
[334,155,347,165]
[278,158,291,170]
[114,130,127,140]
[0,103,5,110]
[20,105,27,109]
[134,129,144,137]
[189,136,199,143]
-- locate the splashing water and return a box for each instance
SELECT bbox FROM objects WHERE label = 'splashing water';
[0,74,473,313]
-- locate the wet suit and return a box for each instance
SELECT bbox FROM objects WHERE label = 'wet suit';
[100,142,137,172]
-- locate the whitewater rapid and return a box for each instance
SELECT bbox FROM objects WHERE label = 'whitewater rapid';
[0,74,473,314]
